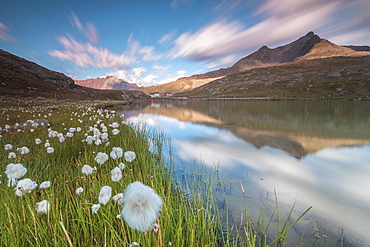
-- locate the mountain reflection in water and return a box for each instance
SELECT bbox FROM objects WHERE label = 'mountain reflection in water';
[120,100,370,246]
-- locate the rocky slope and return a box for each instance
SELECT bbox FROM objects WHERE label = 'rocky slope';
[0,49,148,100]
[138,32,370,96]
[177,55,370,100]
[138,31,322,94]
[75,76,138,90]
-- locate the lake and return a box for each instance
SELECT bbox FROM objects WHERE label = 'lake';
[119,100,370,246]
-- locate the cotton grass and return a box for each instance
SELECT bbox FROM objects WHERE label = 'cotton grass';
[121,181,163,232]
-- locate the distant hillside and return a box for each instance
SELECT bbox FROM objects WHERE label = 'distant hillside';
[138,31,322,94]
[137,32,370,96]
[177,55,370,100]
[0,49,148,100]
[75,76,138,90]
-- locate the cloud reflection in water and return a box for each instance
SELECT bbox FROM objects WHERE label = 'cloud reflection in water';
[128,113,370,246]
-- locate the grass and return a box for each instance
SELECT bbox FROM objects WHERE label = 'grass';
[0,98,314,246]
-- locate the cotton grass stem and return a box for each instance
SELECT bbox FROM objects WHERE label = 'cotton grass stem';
[60,221,73,247]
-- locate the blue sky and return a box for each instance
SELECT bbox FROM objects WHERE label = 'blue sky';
[1,0,369,87]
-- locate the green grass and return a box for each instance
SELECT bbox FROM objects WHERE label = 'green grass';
[0,98,313,246]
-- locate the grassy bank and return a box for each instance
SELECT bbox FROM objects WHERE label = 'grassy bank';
[0,98,310,246]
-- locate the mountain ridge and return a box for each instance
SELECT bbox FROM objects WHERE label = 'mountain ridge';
[75,76,138,90]
[0,49,148,100]
[136,32,370,95]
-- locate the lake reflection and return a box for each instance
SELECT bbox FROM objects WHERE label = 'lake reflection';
[120,100,370,246]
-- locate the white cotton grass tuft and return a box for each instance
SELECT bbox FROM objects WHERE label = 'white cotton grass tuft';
[91,203,101,214]
[124,151,136,162]
[36,200,50,214]
[35,138,42,145]
[4,144,13,150]
[39,181,51,189]
[46,147,54,153]
[76,187,84,195]
[110,167,122,182]
[121,181,163,232]
[118,162,126,170]
[15,178,38,196]
[94,152,109,165]
[8,152,16,159]
[81,165,96,175]
[110,147,123,160]
[98,186,112,205]
[5,163,27,181]
[17,146,30,154]
[112,129,120,135]
[112,193,123,204]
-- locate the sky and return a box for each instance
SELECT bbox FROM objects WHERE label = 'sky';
[1,0,369,87]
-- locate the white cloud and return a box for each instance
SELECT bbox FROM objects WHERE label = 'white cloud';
[0,21,17,43]
[48,36,136,69]
[158,31,177,44]
[69,11,99,44]
[168,0,340,64]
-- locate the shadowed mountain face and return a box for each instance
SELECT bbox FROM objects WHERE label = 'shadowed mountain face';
[0,49,149,100]
[75,76,138,90]
[137,31,370,95]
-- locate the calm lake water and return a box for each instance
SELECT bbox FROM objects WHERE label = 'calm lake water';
[119,100,370,247]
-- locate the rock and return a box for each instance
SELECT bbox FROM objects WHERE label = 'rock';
[326,71,342,78]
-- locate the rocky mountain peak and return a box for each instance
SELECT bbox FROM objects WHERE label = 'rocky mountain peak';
[75,76,138,90]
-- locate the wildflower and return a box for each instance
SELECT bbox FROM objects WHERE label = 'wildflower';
[36,200,50,214]
[39,181,51,189]
[112,193,123,204]
[94,152,108,165]
[16,146,29,154]
[46,147,54,153]
[76,187,84,195]
[112,129,120,135]
[121,181,163,232]
[76,127,82,132]
[110,147,123,160]
[124,151,136,162]
[111,122,119,128]
[101,126,108,133]
[66,132,74,138]
[100,132,109,142]
[44,141,50,148]
[69,127,76,132]
[151,223,160,234]
[15,178,38,196]
[116,214,122,219]
[81,165,95,175]
[8,152,16,159]
[59,136,65,143]
[110,167,122,182]
[5,144,13,150]
[91,203,101,214]
[98,186,112,205]
[35,138,42,145]
[30,129,34,132]
[130,242,139,247]
[119,162,126,170]
[5,163,27,181]
[94,139,102,145]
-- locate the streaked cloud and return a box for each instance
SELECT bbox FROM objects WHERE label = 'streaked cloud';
[48,35,135,69]
[49,14,161,71]
[0,21,17,43]
[69,11,99,44]
[169,0,342,65]
[158,31,177,44]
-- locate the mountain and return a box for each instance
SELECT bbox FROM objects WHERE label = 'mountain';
[75,76,138,90]
[138,31,322,94]
[0,49,148,100]
[137,32,370,96]
[177,55,370,100]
